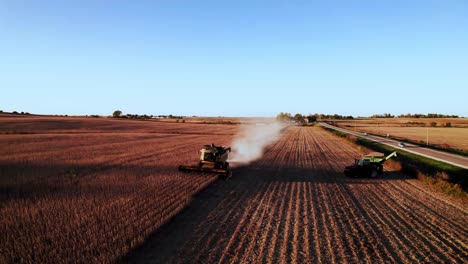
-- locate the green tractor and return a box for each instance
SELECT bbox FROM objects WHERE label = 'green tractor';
[344,151,397,178]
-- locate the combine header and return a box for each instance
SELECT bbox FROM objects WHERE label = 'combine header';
[344,151,397,178]
[179,144,232,178]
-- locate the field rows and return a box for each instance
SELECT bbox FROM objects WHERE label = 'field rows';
[128,126,467,263]
[1,118,466,263]
[0,121,237,263]
[0,117,240,135]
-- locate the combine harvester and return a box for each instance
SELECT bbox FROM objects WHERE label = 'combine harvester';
[344,151,397,178]
[179,144,232,178]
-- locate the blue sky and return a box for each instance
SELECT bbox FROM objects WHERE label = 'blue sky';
[1,1,467,117]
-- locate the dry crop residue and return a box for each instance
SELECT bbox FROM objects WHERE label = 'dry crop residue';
[331,118,468,151]
[127,126,467,264]
[0,117,238,263]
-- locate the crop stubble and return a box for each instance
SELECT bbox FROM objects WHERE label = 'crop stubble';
[128,126,467,264]
[1,117,466,263]
[0,118,237,263]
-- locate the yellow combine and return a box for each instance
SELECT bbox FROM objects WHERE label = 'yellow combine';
[179,144,232,178]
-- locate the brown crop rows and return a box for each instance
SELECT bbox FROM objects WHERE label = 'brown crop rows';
[127,126,467,263]
[0,117,237,263]
[1,117,467,263]
[329,118,468,151]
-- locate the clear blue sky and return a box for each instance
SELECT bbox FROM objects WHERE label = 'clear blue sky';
[1,1,467,117]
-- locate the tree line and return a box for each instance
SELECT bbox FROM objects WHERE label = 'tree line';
[112,110,184,120]
[277,112,462,123]
[372,113,460,118]
[276,112,354,123]
[398,113,459,118]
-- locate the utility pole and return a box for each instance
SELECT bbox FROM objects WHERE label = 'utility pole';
[426,127,429,145]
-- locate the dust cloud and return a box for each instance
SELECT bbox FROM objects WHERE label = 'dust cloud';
[228,122,286,165]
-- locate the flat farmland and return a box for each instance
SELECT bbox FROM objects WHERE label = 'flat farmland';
[358,127,468,150]
[1,117,467,263]
[0,116,241,134]
[329,118,468,151]
[0,117,238,263]
[127,126,467,263]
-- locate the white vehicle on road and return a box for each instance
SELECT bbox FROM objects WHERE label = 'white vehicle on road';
[398,142,406,148]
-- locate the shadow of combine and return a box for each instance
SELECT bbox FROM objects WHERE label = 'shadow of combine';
[122,160,414,263]
[0,161,213,202]
[231,162,411,184]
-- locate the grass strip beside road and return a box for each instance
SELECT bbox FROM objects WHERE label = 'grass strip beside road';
[321,126,467,198]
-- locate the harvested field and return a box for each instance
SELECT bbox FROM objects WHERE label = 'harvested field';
[0,117,238,263]
[329,118,468,151]
[1,117,467,263]
[355,126,468,151]
[127,126,467,263]
[0,116,239,135]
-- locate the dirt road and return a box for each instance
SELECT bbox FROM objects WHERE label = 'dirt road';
[126,126,467,263]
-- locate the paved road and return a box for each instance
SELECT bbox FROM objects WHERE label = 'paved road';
[319,122,468,170]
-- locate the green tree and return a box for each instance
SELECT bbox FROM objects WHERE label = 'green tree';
[306,115,317,123]
[276,112,291,122]
[293,113,304,122]
[113,110,122,118]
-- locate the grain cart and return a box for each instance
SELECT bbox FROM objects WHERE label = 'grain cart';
[344,151,397,178]
[179,144,232,178]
